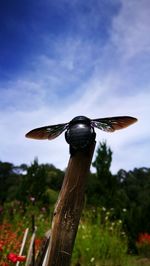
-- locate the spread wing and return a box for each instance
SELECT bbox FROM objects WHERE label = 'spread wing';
[91,116,137,132]
[25,123,68,140]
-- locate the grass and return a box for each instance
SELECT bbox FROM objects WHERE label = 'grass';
[1,204,150,265]
[72,209,128,266]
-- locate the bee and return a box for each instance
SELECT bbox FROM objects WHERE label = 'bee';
[25,115,137,155]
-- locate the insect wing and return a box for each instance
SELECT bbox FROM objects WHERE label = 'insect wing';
[91,116,137,132]
[25,123,68,140]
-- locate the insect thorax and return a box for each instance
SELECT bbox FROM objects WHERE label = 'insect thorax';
[65,116,95,150]
[69,116,91,126]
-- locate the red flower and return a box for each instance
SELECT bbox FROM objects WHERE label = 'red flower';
[138,233,150,244]
[7,253,18,263]
[7,253,26,263]
[0,243,3,251]
[17,255,26,262]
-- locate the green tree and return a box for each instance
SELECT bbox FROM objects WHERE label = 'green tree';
[117,167,150,252]
[18,158,48,204]
[92,141,112,177]
[0,161,20,204]
[17,159,64,206]
[44,164,64,191]
[86,141,118,207]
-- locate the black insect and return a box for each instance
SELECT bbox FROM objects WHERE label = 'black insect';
[25,115,137,155]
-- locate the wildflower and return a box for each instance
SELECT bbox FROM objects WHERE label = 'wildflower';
[29,196,35,202]
[138,233,150,244]
[7,253,18,263]
[41,207,46,212]
[136,233,150,258]
[35,238,42,252]
[0,241,4,251]
[105,216,109,221]
[7,253,26,263]
[90,257,95,262]
[17,255,26,262]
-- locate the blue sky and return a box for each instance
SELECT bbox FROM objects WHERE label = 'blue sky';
[0,0,150,173]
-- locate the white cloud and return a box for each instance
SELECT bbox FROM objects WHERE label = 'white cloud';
[111,0,150,60]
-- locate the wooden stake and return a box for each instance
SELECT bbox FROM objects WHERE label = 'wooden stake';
[45,141,96,266]
[16,228,29,266]
[35,230,51,266]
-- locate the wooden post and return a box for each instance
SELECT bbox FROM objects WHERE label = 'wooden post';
[45,141,96,266]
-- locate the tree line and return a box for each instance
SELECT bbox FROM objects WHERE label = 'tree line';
[0,141,150,252]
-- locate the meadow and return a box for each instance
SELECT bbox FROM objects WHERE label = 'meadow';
[1,204,150,266]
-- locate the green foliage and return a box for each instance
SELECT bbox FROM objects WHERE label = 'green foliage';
[117,168,150,252]
[45,188,59,205]
[1,206,128,266]
[16,158,48,207]
[0,158,64,206]
[0,161,20,203]
[1,204,150,265]
[92,141,112,177]
[87,141,118,208]
[72,208,128,266]
[1,141,150,254]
